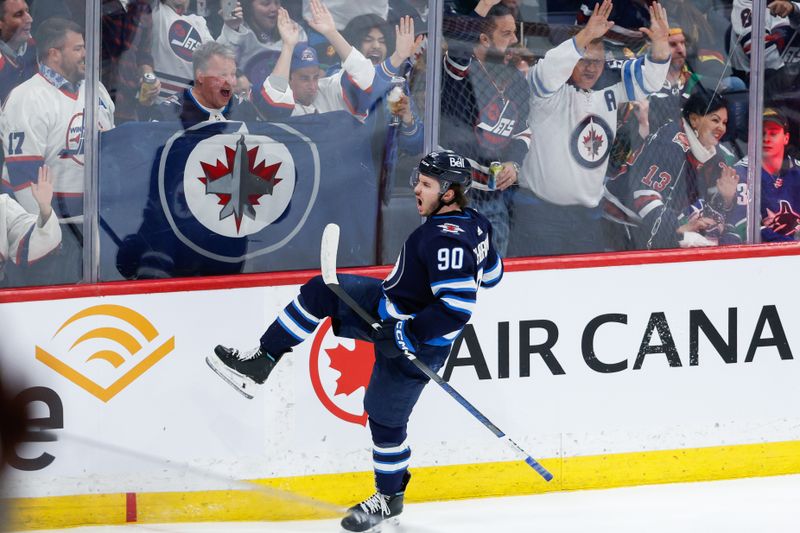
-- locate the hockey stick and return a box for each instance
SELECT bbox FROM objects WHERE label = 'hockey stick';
[320,224,553,482]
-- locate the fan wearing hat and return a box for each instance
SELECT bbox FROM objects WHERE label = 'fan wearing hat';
[255,0,381,118]
[735,108,800,242]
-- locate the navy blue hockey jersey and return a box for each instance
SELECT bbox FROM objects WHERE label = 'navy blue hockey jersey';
[380,207,503,346]
[735,155,800,242]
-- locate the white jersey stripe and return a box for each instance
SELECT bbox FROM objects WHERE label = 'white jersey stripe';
[292,296,321,323]
[373,458,411,473]
[277,310,312,339]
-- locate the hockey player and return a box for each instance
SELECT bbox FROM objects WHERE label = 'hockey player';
[604,90,744,250]
[514,0,671,256]
[207,149,503,532]
[1,166,61,286]
[735,107,800,242]
[0,0,35,104]
[1,17,115,284]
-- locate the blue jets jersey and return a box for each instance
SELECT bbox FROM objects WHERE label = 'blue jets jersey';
[380,207,503,346]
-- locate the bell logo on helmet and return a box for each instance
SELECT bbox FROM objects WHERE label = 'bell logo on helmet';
[449,156,465,168]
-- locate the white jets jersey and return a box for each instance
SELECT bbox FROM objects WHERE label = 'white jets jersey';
[0,193,61,277]
[1,73,115,223]
[521,38,669,207]
[729,0,800,72]
[261,48,376,119]
[152,2,214,100]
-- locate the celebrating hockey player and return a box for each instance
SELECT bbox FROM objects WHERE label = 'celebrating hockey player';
[514,0,672,255]
[207,150,504,531]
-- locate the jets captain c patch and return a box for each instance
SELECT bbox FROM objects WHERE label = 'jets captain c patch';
[570,115,613,169]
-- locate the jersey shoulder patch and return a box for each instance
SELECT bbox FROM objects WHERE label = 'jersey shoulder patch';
[437,221,465,235]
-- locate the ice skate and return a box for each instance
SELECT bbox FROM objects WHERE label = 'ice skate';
[206,345,276,399]
[340,472,410,532]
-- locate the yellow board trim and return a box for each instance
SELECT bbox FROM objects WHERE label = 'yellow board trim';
[7,440,800,531]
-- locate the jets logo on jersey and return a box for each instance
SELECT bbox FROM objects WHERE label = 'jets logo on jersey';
[59,113,86,165]
[158,121,320,261]
[438,222,464,235]
[476,95,519,147]
[570,115,613,169]
[169,20,203,61]
[672,131,690,153]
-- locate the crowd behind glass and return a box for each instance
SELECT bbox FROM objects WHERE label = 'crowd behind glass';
[0,0,797,288]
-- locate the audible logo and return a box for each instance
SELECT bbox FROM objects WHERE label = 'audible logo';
[36,304,175,402]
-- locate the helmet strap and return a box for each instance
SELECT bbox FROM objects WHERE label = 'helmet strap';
[433,185,458,215]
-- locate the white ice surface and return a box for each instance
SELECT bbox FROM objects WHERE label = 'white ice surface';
[10,474,800,533]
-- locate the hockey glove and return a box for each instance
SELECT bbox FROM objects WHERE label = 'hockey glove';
[372,319,417,357]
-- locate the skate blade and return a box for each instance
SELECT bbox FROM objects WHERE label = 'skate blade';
[206,355,258,399]
[342,516,400,533]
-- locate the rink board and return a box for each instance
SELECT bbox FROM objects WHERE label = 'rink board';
[2,249,800,529]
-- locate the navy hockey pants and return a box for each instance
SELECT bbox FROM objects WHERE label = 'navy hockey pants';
[261,274,451,427]
[259,274,452,494]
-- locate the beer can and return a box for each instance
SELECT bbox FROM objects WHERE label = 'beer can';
[487,161,502,191]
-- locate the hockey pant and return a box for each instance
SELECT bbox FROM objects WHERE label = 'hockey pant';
[259,273,451,494]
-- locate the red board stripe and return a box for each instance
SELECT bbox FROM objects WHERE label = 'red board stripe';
[126,492,137,522]
[1,243,799,304]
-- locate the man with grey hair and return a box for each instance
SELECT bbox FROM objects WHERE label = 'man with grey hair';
[145,41,253,127]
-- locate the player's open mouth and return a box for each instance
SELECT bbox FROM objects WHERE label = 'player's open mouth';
[221,89,232,98]
[367,53,383,63]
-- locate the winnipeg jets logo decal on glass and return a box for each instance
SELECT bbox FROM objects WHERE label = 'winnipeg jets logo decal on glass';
[198,135,283,233]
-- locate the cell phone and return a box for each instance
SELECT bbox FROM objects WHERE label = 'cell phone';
[221,0,237,19]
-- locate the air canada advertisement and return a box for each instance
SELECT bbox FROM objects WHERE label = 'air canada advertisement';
[1,255,799,497]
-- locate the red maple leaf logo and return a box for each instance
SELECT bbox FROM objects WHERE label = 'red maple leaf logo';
[582,127,605,158]
[325,340,375,397]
